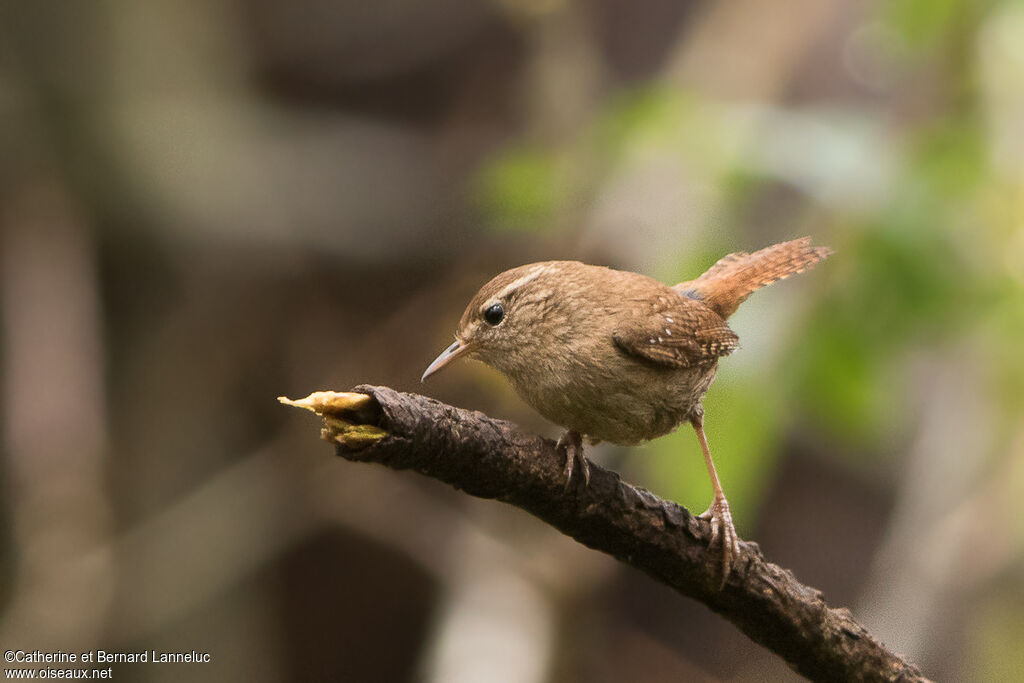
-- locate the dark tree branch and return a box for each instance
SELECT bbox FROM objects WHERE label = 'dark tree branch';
[282,385,931,683]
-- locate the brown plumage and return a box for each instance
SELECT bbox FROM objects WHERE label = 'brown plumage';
[422,237,831,584]
[675,237,832,319]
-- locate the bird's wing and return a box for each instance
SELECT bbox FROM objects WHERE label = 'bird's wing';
[612,294,739,369]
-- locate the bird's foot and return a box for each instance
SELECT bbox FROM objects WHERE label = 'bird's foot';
[699,495,740,587]
[556,430,589,490]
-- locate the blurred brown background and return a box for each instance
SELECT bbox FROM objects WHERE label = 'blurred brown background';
[2,1,1024,681]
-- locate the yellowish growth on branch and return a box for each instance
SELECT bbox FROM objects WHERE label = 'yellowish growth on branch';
[277,391,374,415]
[279,391,386,449]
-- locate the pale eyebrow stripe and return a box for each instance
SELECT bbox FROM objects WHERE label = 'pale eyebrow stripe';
[492,264,552,302]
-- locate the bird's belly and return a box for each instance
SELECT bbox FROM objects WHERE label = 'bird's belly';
[510,362,718,446]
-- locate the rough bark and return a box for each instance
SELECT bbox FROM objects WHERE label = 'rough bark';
[291,385,931,683]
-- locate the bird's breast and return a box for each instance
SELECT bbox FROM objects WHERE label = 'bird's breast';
[505,346,717,445]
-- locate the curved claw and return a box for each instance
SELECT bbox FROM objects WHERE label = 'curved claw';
[557,430,589,490]
[699,495,740,587]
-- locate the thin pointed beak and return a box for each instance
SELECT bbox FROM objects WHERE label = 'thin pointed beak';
[422,339,472,381]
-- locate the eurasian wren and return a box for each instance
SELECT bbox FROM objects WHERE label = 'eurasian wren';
[422,237,831,583]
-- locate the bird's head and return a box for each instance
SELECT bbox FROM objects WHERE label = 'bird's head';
[422,262,574,381]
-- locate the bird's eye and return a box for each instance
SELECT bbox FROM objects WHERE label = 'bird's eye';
[483,303,505,326]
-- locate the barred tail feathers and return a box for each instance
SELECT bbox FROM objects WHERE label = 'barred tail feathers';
[674,237,832,319]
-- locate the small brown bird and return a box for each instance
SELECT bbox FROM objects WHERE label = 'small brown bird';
[422,237,831,582]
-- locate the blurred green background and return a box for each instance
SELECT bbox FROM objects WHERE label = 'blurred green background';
[2,1,1023,681]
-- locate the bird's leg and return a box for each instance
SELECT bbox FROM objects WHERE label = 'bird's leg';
[691,415,740,587]
[556,429,589,489]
